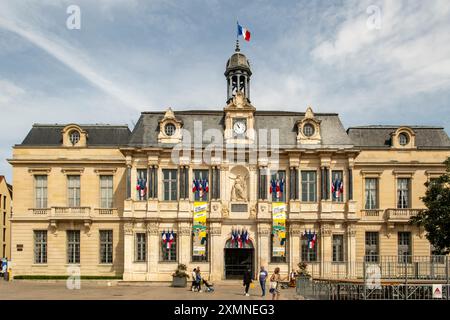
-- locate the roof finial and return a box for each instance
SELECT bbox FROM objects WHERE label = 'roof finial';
[235,39,240,52]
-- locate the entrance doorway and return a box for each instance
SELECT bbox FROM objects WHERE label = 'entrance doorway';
[224,239,254,279]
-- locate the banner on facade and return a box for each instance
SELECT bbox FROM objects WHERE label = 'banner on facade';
[272,202,286,257]
[193,202,207,256]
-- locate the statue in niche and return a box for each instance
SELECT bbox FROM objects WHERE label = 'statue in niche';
[229,174,248,201]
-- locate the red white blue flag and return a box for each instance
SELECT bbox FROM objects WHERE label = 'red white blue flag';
[237,22,251,41]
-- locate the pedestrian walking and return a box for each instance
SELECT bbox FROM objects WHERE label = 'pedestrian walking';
[259,266,268,297]
[269,267,287,300]
[196,268,203,293]
[243,268,252,296]
[190,268,197,291]
[1,258,7,279]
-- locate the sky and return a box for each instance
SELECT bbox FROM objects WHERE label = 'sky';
[1,0,450,181]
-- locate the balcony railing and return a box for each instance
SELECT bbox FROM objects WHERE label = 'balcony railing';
[386,208,422,221]
[361,209,384,217]
[29,208,51,215]
[94,208,117,215]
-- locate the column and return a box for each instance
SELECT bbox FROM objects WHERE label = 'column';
[209,225,222,281]
[123,222,134,280]
[146,222,159,279]
[290,225,301,272]
[247,77,250,101]
[257,224,271,273]
[347,226,357,278]
[348,168,353,201]
[178,224,191,267]
[126,165,132,199]
[237,74,241,91]
[147,223,160,281]
[244,75,248,98]
[320,225,332,278]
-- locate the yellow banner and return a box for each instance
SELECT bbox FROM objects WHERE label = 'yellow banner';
[193,202,207,257]
[272,202,286,257]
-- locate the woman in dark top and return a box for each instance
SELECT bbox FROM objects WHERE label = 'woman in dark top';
[243,269,252,296]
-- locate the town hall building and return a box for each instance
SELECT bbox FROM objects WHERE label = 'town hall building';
[8,42,450,281]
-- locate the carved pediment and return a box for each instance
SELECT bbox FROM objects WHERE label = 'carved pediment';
[296,106,322,145]
[158,107,183,143]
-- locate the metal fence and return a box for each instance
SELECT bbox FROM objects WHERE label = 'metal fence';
[304,255,449,281]
[297,279,450,300]
[297,255,450,300]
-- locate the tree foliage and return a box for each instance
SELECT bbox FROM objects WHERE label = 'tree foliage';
[411,158,450,254]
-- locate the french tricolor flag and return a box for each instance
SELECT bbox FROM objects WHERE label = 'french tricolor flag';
[237,22,251,41]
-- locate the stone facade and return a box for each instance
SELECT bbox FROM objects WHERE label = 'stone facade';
[8,45,450,281]
[0,176,12,259]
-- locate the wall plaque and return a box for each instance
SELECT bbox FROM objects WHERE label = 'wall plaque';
[231,203,248,212]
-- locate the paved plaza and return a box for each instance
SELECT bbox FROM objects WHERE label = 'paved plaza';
[0,280,300,300]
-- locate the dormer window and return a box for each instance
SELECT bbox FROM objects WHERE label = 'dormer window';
[303,123,315,137]
[391,127,416,149]
[399,133,409,146]
[164,123,176,136]
[69,130,80,145]
[62,124,87,147]
[158,107,183,143]
[296,106,321,145]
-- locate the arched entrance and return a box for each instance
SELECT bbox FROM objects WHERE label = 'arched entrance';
[224,238,254,279]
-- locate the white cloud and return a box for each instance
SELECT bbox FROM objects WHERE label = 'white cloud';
[0,80,25,104]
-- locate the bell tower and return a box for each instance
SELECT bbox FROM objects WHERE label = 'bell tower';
[225,40,252,103]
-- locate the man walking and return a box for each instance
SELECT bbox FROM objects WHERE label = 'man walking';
[243,268,252,297]
[259,266,268,297]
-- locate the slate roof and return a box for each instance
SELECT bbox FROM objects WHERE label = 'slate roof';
[347,126,450,149]
[128,110,354,149]
[19,124,131,146]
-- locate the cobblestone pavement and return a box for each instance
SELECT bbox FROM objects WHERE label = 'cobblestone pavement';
[0,280,300,300]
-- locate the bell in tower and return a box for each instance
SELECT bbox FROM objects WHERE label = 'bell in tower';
[225,40,252,103]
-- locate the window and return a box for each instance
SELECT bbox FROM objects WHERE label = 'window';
[67,230,80,264]
[163,169,178,201]
[193,170,209,201]
[365,232,379,263]
[301,171,317,202]
[270,171,286,202]
[69,130,80,145]
[161,233,177,261]
[99,230,113,264]
[135,233,147,262]
[136,169,147,201]
[100,176,113,208]
[34,230,47,264]
[303,123,315,137]
[332,235,344,262]
[164,123,176,136]
[365,178,378,209]
[35,175,48,209]
[398,232,411,263]
[399,133,409,146]
[331,171,344,202]
[397,178,410,209]
[301,238,317,262]
[67,175,81,207]
[3,212,6,226]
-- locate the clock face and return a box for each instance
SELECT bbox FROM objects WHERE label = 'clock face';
[233,120,247,135]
